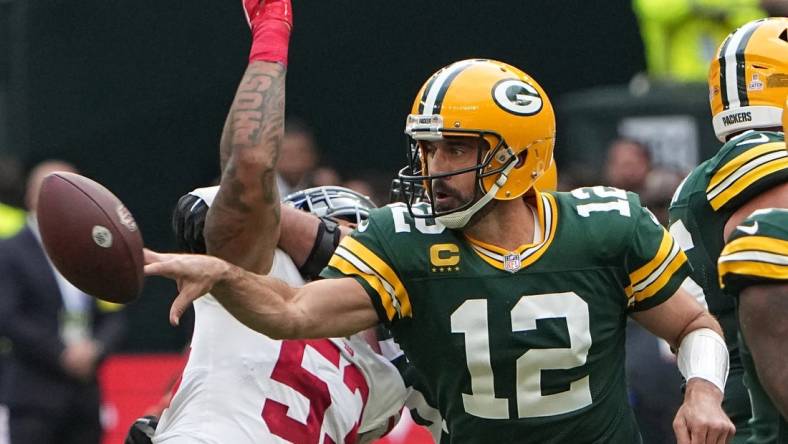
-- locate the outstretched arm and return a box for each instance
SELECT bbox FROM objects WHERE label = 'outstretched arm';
[144,249,379,338]
[204,0,292,275]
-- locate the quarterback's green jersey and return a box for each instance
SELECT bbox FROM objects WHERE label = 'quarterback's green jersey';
[669,130,788,437]
[323,188,692,443]
[719,209,788,444]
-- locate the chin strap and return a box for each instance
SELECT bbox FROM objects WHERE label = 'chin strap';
[436,160,518,229]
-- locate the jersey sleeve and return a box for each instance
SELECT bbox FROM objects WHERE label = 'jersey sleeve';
[719,209,788,295]
[625,199,693,311]
[320,209,412,325]
[705,134,788,212]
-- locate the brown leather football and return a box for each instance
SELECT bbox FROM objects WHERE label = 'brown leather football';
[37,172,144,303]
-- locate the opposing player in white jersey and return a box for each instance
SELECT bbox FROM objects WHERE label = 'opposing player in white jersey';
[150,187,425,444]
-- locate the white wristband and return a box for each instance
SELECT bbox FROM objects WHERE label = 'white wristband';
[677,328,729,394]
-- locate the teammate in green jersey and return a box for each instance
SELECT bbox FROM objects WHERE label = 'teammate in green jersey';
[719,208,788,443]
[668,18,788,444]
[146,58,735,443]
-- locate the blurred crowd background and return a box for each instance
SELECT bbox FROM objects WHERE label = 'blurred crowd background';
[2,0,787,443]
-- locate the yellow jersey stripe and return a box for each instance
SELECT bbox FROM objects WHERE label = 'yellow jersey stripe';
[709,157,788,210]
[465,193,558,270]
[632,251,688,301]
[465,192,549,255]
[719,261,788,289]
[334,246,409,316]
[520,193,559,268]
[629,229,673,286]
[470,244,509,270]
[707,142,784,192]
[721,236,788,256]
[719,250,788,267]
[339,236,412,317]
[328,254,397,321]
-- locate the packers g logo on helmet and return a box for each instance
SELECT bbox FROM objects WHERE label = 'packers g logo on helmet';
[398,59,556,229]
[709,18,788,141]
[492,79,543,116]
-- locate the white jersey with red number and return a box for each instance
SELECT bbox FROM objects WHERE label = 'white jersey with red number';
[153,249,408,444]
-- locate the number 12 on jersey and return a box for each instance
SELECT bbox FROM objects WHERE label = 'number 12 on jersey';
[451,292,592,419]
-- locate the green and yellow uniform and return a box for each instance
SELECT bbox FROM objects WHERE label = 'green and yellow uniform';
[719,209,788,443]
[323,188,691,443]
[669,130,788,442]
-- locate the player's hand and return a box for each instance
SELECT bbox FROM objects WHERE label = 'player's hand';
[673,378,735,444]
[172,193,209,254]
[143,249,229,326]
[124,415,158,444]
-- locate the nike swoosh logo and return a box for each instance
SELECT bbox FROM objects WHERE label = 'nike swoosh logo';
[737,221,759,235]
[737,134,770,146]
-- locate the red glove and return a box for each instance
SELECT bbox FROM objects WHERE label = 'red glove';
[243,0,293,66]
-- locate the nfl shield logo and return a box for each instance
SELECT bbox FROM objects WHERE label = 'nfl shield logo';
[503,252,521,273]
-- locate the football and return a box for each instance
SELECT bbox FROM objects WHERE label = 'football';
[37,172,144,303]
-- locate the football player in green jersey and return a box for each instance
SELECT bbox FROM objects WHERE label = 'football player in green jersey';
[719,208,788,442]
[668,18,788,444]
[146,58,735,443]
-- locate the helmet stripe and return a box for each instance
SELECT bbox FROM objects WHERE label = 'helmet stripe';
[718,35,733,109]
[723,19,765,109]
[735,21,762,107]
[418,73,440,114]
[421,60,476,115]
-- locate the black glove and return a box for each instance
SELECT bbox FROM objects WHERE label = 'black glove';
[172,193,209,254]
[124,416,159,444]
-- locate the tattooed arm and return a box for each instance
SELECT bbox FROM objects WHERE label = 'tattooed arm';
[204,61,286,275]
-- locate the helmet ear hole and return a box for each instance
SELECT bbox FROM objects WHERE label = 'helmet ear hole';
[514,153,527,169]
[780,28,787,42]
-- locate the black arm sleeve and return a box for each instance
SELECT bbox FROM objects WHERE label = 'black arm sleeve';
[298,216,341,280]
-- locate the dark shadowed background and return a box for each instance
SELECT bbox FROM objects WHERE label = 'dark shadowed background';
[2,0,649,350]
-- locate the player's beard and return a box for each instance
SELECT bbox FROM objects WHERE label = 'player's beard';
[431,179,475,213]
[431,177,498,228]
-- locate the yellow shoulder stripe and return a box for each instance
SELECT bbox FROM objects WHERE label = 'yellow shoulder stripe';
[707,142,784,192]
[710,158,788,210]
[328,254,398,321]
[629,228,673,286]
[337,236,412,318]
[721,236,788,256]
[719,262,788,289]
[632,252,688,302]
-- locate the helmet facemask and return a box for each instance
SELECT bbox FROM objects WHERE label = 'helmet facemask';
[282,185,376,225]
[398,117,519,229]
